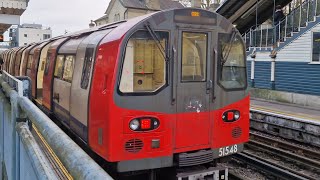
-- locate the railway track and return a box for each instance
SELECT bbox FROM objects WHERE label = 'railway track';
[229,109,320,179]
[246,132,320,179]
[232,152,310,180]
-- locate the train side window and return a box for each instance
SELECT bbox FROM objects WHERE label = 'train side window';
[181,32,207,82]
[62,55,75,83]
[119,30,168,93]
[54,55,65,79]
[44,53,51,75]
[27,55,33,69]
[218,33,247,90]
[81,48,94,89]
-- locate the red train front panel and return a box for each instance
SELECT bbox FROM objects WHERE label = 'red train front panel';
[89,9,249,172]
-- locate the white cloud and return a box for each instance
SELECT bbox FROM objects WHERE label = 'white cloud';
[20,0,110,36]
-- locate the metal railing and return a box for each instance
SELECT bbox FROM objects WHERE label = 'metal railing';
[243,0,320,50]
[0,71,113,180]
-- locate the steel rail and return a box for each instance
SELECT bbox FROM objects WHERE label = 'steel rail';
[250,132,320,161]
[247,140,320,171]
[233,153,309,180]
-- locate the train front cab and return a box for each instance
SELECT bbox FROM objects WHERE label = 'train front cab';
[90,8,249,175]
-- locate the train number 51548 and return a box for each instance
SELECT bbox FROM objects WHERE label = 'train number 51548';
[219,144,238,157]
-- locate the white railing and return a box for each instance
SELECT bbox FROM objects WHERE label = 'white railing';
[1,70,25,97]
[243,0,320,50]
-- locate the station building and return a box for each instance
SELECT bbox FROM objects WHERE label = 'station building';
[94,0,184,25]
[0,0,29,48]
[217,0,320,108]
[10,23,52,47]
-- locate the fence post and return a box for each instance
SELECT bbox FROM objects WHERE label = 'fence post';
[10,93,20,180]
[299,4,302,30]
[316,0,318,17]
[284,16,288,41]
[266,25,268,47]
[0,92,4,179]
[307,1,310,22]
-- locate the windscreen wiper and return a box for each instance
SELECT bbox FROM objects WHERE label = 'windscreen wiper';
[145,23,170,62]
[221,28,237,66]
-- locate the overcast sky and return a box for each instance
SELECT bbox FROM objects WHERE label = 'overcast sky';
[17,0,110,37]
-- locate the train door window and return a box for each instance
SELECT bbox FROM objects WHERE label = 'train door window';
[27,55,33,69]
[181,32,207,82]
[119,30,169,93]
[81,48,94,89]
[44,53,51,75]
[62,55,75,83]
[54,55,65,79]
[218,33,247,90]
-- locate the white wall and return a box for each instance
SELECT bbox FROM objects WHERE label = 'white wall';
[17,28,52,46]
[107,0,127,23]
[277,23,320,62]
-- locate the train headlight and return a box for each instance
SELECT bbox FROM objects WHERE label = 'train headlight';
[129,117,160,131]
[234,111,240,120]
[222,110,240,122]
[129,119,140,130]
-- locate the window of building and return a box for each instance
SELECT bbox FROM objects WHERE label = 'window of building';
[181,32,207,82]
[43,34,51,40]
[218,33,247,90]
[24,34,27,37]
[24,43,27,45]
[114,13,120,21]
[62,55,75,82]
[81,48,94,89]
[119,30,169,93]
[312,32,320,62]
[54,55,65,78]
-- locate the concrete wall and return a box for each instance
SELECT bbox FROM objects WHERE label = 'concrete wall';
[250,88,320,110]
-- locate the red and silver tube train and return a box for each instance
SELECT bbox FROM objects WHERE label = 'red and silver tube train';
[1,8,249,175]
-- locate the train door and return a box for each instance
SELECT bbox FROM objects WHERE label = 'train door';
[175,30,212,150]
[52,54,75,125]
[36,41,54,104]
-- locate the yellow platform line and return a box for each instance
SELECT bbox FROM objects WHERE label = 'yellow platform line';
[251,105,320,122]
[33,125,73,180]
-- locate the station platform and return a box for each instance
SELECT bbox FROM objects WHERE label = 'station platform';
[250,98,320,122]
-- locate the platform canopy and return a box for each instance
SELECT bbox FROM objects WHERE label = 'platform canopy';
[0,0,29,35]
[216,0,293,33]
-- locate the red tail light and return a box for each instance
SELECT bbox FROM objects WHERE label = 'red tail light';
[227,112,234,121]
[222,110,240,122]
[141,119,151,129]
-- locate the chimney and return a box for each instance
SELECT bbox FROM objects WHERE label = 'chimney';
[146,0,161,10]
[191,0,202,8]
